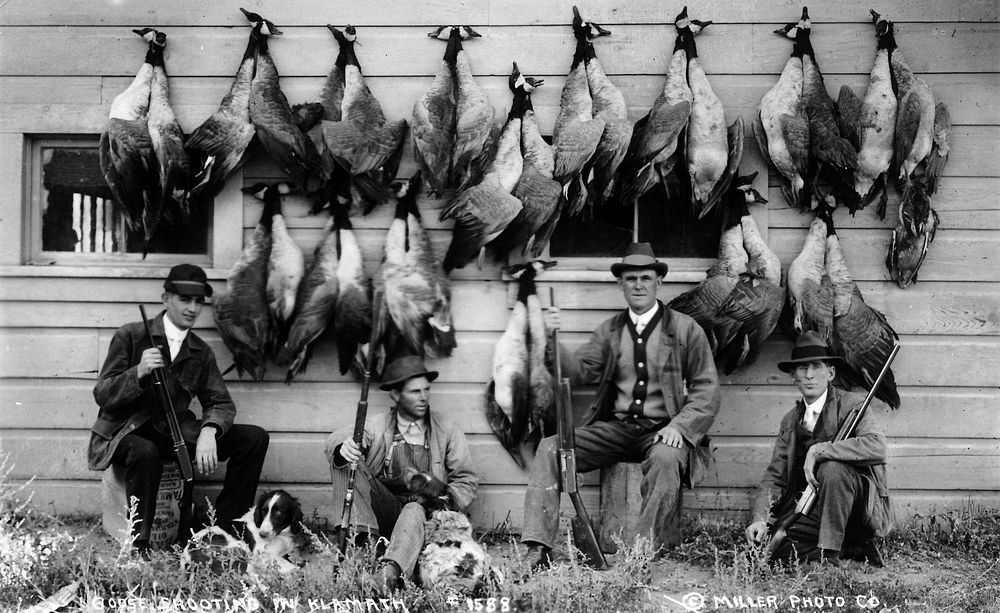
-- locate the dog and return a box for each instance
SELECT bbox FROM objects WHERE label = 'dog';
[236,489,310,574]
[418,510,500,591]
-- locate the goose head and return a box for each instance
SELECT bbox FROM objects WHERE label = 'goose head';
[571,6,612,39]
[241,8,282,37]
[509,62,543,95]
[734,172,768,206]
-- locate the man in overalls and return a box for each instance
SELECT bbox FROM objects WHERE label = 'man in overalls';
[325,356,479,592]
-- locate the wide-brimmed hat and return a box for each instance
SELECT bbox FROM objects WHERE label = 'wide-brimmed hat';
[778,331,844,372]
[610,242,668,278]
[164,263,213,297]
[379,355,439,391]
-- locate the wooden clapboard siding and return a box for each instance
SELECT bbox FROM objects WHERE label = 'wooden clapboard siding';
[0,0,998,530]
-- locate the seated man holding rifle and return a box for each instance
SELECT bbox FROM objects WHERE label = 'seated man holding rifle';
[745,331,894,566]
[522,243,721,566]
[325,355,479,594]
[88,264,270,555]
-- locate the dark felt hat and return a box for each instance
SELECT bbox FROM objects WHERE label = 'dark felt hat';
[778,331,843,372]
[610,242,669,278]
[164,263,213,297]
[379,355,439,391]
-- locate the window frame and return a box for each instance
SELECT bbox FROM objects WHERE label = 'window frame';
[22,134,243,269]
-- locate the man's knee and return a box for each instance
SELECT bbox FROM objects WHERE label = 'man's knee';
[122,436,160,468]
[239,424,269,449]
[644,444,685,473]
[817,460,855,484]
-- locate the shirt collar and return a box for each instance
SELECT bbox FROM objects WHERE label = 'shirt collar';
[162,313,188,345]
[803,389,829,417]
[396,414,424,434]
[629,302,660,329]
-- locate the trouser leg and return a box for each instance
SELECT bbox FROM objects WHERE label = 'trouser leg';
[637,443,689,550]
[521,420,642,549]
[382,502,427,578]
[214,424,269,526]
[111,433,163,542]
[777,460,869,560]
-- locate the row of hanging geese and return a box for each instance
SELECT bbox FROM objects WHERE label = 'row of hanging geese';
[99,9,938,408]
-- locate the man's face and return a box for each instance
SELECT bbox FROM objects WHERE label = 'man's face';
[392,376,431,422]
[791,360,836,403]
[617,268,662,314]
[162,292,205,330]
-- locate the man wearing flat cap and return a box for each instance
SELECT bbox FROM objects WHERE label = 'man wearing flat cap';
[745,331,893,566]
[326,355,479,592]
[88,264,270,555]
[522,242,721,564]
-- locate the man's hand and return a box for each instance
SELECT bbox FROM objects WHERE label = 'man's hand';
[803,446,820,490]
[543,307,561,332]
[195,427,218,476]
[653,424,684,448]
[339,437,362,464]
[136,347,165,380]
[745,520,769,543]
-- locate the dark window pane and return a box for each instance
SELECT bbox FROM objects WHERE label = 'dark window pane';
[40,145,208,255]
[550,184,721,258]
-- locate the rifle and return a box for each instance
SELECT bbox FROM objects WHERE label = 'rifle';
[551,289,608,569]
[765,341,900,560]
[138,305,194,481]
[337,337,378,553]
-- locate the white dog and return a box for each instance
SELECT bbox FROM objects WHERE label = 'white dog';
[418,510,499,590]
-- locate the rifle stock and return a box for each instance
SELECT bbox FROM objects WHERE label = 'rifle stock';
[138,305,194,481]
[551,290,608,569]
[765,341,900,560]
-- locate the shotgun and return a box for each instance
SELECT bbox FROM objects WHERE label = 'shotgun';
[338,338,378,553]
[765,341,900,560]
[138,305,194,481]
[551,289,608,569]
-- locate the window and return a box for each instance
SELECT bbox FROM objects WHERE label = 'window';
[26,136,209,265]
[549,184,723,259]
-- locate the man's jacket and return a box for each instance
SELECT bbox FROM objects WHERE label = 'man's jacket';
[88,311,236,471]
[751,386,893,537]
[556,304,721,482]
[326,409,479,510]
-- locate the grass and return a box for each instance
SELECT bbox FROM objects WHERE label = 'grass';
[1,453,998,613]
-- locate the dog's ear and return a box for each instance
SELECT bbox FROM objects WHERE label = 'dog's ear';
[253,492,270,526]
[289,499,304,534]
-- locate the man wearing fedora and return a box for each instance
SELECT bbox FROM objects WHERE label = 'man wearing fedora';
[522,242,721,564]
[88,264,270,555]
[745,331,893,566]
[326,355,479,592]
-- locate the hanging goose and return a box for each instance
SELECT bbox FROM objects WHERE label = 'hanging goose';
[332,203,372,375]
[797,9,859,210]
[440,65,525,272]
[714,176,784,373]
[212,186,275,381]
[753,14,809,210]
[186,13,257,204]
[243,183,304,350]
[320,25,406,212]
[684,16,740,219]
[485,261,553,468]
[836,10,897,218]
[887,180,939,288]
[412,26,495,196]
[243,9,323,196]
[574,7,633,211]
[786,204,835,340]
[552,9,606,217]
[667,185,749,353]
[489,64,561,261]
[823,213,900,409]
[275,204,343,383]
[144,30,192,257]
[523,261,556,443]
[888,23,936,191]
[372,173,456,373]
[99,28,158,238]
[613,7,693,207]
